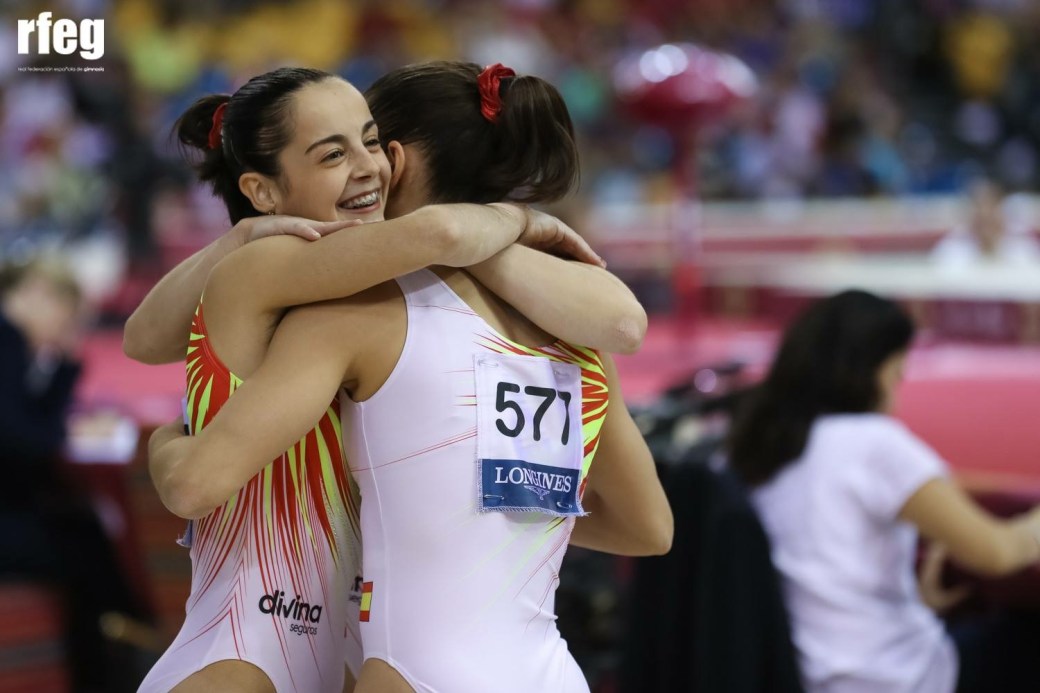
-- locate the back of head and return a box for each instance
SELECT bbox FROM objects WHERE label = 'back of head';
[727,290,915,485]
[365,61,579,204]
[175,67,336,223]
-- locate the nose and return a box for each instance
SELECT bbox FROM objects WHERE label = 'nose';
[352,146,380,181]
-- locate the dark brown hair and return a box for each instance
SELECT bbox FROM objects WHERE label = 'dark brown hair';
[365,61,579,204]
[174,67,337,223]
[727,290,915,486]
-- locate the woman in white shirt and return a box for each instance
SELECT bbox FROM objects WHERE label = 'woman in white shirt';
[727,289,1040,693]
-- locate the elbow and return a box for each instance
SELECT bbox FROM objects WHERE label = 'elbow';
[158,471,223,520]
[627,510,674,556]
[123,313,179,365]
[161,484,211,520]
[122,315,158,364]
[613,308,647,355]
[645,511,674,556]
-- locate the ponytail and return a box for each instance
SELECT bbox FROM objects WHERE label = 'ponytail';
[486,74,579,203]
[175,94,257,223]
[366,61,579,205]
[726,290,915,486]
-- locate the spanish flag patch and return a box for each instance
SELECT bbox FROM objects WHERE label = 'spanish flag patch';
[359,582,373,622]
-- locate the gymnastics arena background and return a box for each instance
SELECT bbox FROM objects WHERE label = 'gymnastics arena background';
[2,0,1040,691]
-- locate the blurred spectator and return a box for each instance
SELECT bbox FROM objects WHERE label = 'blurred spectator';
[5,0,1040,292]
[0,259,144,692]
[931,180,1040,266]
[728,290,1040,692]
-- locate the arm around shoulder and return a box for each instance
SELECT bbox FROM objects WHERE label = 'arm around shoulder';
[205,204,524,313]
[468,246,647,353]
[149,301,358,518]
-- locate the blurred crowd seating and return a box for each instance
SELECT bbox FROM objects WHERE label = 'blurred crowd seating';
[3,0,1040,293]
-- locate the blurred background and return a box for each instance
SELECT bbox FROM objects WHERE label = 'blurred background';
[2,0,1040,691]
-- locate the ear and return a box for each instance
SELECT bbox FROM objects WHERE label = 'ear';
[238,172,281,214]
[386,140,407,194]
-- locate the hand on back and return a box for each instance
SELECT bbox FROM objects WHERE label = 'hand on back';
[501,205,605,268]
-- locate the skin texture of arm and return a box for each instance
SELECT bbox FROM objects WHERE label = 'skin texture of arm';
[569,354,674,556]
[899,478,1040,577]
[124,204,525,365]
[149,298,362,519]
[467,246,647,354]
[210,204,529,315]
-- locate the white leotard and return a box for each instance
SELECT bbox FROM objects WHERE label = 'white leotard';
[340,270,608,692]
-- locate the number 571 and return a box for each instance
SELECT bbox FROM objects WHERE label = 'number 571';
[495,381,572,445]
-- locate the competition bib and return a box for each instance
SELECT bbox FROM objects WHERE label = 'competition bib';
[475,352,584,516]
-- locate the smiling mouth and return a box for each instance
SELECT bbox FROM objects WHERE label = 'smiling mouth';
[339,191,380,211]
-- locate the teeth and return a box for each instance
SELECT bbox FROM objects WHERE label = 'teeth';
[343,192,378,209]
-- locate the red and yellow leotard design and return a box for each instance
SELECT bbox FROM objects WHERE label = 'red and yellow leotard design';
[139,301,362,693]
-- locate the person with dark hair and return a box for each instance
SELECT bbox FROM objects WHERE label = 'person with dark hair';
[147,61,671,693]
[133,63,667,692]
[728,290,1040,692]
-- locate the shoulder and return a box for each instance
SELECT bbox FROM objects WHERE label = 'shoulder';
[810,414,948,485]
[843,415,949,514]
[815,413,912,443]
[208,236,309,289]
[856,414,934,453]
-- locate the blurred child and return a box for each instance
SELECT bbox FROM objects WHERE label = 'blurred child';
[0,258,144,692]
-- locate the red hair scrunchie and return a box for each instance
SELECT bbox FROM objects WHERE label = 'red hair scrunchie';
[208,102,228,150]
[477,63,516,123]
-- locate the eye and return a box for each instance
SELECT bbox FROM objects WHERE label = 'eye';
[322,149,344,163]
[365,138,381,149]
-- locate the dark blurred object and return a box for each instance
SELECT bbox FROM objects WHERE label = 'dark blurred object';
[631,360,750,463]
[559,361,793,692]
[619,455,802,693]
[618,361,799,691]
[0,583,69,691]
[556,547,625,690]
[0,260,147,692]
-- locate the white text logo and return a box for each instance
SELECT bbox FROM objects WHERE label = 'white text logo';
[17,12,104,61]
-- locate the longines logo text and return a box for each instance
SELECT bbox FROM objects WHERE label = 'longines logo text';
[17,11,104,70]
